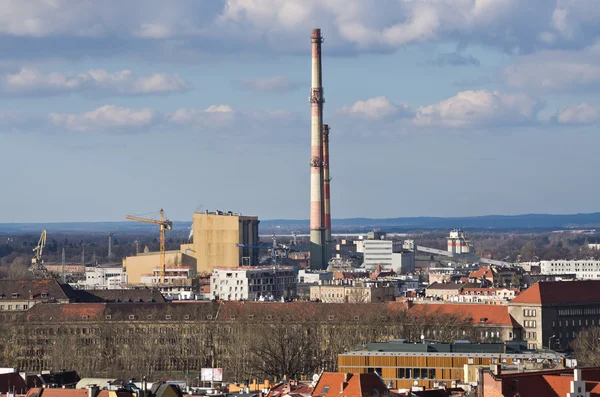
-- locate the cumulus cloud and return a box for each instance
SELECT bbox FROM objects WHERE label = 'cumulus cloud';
[0,1,599,61]
[502,42,600,92]
[337,97,412,120]
[553,103,599,125]
[430,52,480,67]
[413,90,544,128]
[236,76,298,93]
[49,105,155,132]
[2,68,189,96]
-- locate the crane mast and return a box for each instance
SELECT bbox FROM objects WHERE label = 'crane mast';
[125,209,173,283]
[31,229,48,275]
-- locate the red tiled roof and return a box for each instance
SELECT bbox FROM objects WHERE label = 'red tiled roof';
[312,373,390,397]
[407,303,515,326]
[37,389,88,397]
[0,279,72,302]
[511,280,600,304]
[491,367,600,397]
[468,268,493,279]
[26,303,107,322]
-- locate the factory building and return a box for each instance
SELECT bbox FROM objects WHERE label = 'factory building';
[540,259,600,279]
[447,229,471,255]
[82,263,126,289]
[362,240,415,274]
[124,250,189,284]
[191,211,260,273]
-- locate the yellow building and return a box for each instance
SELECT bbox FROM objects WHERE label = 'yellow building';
[124,211,259,283]
[191,211,260,273]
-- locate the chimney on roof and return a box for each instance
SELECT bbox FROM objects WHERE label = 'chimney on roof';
[87,384,99,397]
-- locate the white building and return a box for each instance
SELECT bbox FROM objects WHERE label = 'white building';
[139,265,196,285]
[82,263,126,289]
[362,240,415,274]
[211,266,296,301]
[540,260,600,279]
[447,229,471,254]
[297,269,333,283]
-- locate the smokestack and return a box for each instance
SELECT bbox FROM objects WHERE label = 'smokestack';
[322,124,332,261]
[309,28,326,269]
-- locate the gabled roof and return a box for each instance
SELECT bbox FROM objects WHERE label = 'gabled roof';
[511,280,600,304]
[0,279,72,302]
[407,303,516,326]
[312,373,390,397]
[0,372,28,394]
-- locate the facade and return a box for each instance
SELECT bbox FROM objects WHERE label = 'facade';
[540,260,600,280]
[210,266,296,301]
[124,250,185,284]
[453,288,519,304]
[362,240,414,274]
[391,251,415,274]
[139,265,196,285]
[509,280,600,351]
[425,282,467,300]
[298,269,333,283]
[309,282,396,303]
[0,279,71,312]
[192,211,260,273]
[338,341,561,389]
[82,263,126,289]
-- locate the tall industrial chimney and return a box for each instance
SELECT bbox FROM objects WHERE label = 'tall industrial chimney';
[322,124,332,261]
[309,28,326,269]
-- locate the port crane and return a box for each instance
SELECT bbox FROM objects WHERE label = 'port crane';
[125,209,173,283]
[30,229,48,275]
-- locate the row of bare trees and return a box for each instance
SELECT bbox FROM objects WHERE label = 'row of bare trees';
[0,308,501,382]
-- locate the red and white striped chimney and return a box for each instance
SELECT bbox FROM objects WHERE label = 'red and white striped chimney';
[322,124,332,261]
[309,28,326,269]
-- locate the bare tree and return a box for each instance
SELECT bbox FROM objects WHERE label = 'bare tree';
[571,327,600,367]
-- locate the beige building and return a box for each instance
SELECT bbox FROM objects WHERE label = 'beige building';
[124,250,187,284]
[0,279,71,312]
[310,283,396,303]
[191,211,260,273]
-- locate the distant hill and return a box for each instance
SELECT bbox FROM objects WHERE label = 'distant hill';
[2,212,600,234]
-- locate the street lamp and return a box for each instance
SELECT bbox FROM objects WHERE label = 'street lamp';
[549,334,556,350]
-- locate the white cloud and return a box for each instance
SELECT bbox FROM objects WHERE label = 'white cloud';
[413,90,544,128]
[502,42,600,92]
[338,96,411,120]
[2,68,189,96]
[168,105,236,126]
[49,105,155,132]
[0,1,599,61]
[237,76,297,93]
[554,103,599,124]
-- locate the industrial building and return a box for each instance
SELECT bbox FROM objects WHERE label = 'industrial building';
[210,266,297,301]
[82,263,126,289]
[123,210,260,285]
[337,340,563,389]
[362,239,415,274]
[447,229,471,255]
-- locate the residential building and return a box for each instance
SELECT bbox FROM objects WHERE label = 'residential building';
[540,260,600,280]
[453,287,519,304]
[338,340,561,390]
[425,282,468,300]
[298,269,333,283]
[312,372,394,397]
[266,380,311,397]
[210,266,296,301]
[309,281,396,303]
[480,367,600,397]
[139,265,196,285]
[508,280,600,351]
[82,263,126,289]
[0,279,72,312]
[406,302,521,342]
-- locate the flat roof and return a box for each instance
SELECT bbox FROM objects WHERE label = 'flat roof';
[339,351,563,359]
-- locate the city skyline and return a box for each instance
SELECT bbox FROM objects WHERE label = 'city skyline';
[1,1,600,222]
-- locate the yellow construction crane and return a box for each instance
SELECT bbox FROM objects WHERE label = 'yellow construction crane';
[125,209,173,283]
[31,229,48,275]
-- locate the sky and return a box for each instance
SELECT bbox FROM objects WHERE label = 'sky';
[1,0,600,223]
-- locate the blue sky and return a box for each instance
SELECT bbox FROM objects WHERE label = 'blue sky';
[1,0,600,223]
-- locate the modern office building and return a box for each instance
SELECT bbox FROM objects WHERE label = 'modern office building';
[83,263,126,289]
[210,266,296,301]
[540,260,600,280]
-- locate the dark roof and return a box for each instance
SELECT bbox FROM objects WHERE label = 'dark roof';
[512,281,600,305]
[23,301,411,323]
[0,372,28,394]
[0,279,72,302]
[72,288,166,303]
[26,371,80,388]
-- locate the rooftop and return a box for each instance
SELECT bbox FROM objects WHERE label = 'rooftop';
[511,280,600,305]
[0,279,72,302]
[407,303,517,326]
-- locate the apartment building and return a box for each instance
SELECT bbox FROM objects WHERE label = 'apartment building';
[0,279,71,312]
[309,281,396,303]
[211,266,296,301]
[509,280,600,350]
[540,259,600,279]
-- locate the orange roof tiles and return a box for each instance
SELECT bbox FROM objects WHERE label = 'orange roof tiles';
[407,303,515,326]
[512,280,600,304]
[312,373,390,397]
[468,268,493,279]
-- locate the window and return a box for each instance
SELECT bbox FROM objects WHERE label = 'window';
[165,315,171,320]
[82,315,88,320]
[23,305,27,310]
[398,368,405,378]
[184,314,191,320]
[414,369,421,379]
[322,387,329,394]
[105,315,111,320]
[8,305,12,310]
[128,315,135,320]
[429,369,435,379]
[15,305,20,310]
[328,315,334,321]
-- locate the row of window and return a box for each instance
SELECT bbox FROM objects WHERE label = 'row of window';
[523,309,537,317]
[397,368,436,379]
[524,320,537,328]
[0,304,28,311]
[554,319,597,328]
[526,332,537,340]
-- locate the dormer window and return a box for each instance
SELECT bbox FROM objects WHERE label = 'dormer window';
[82,315,89,320]
[11,293,18,298]
[41,293,48,298]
